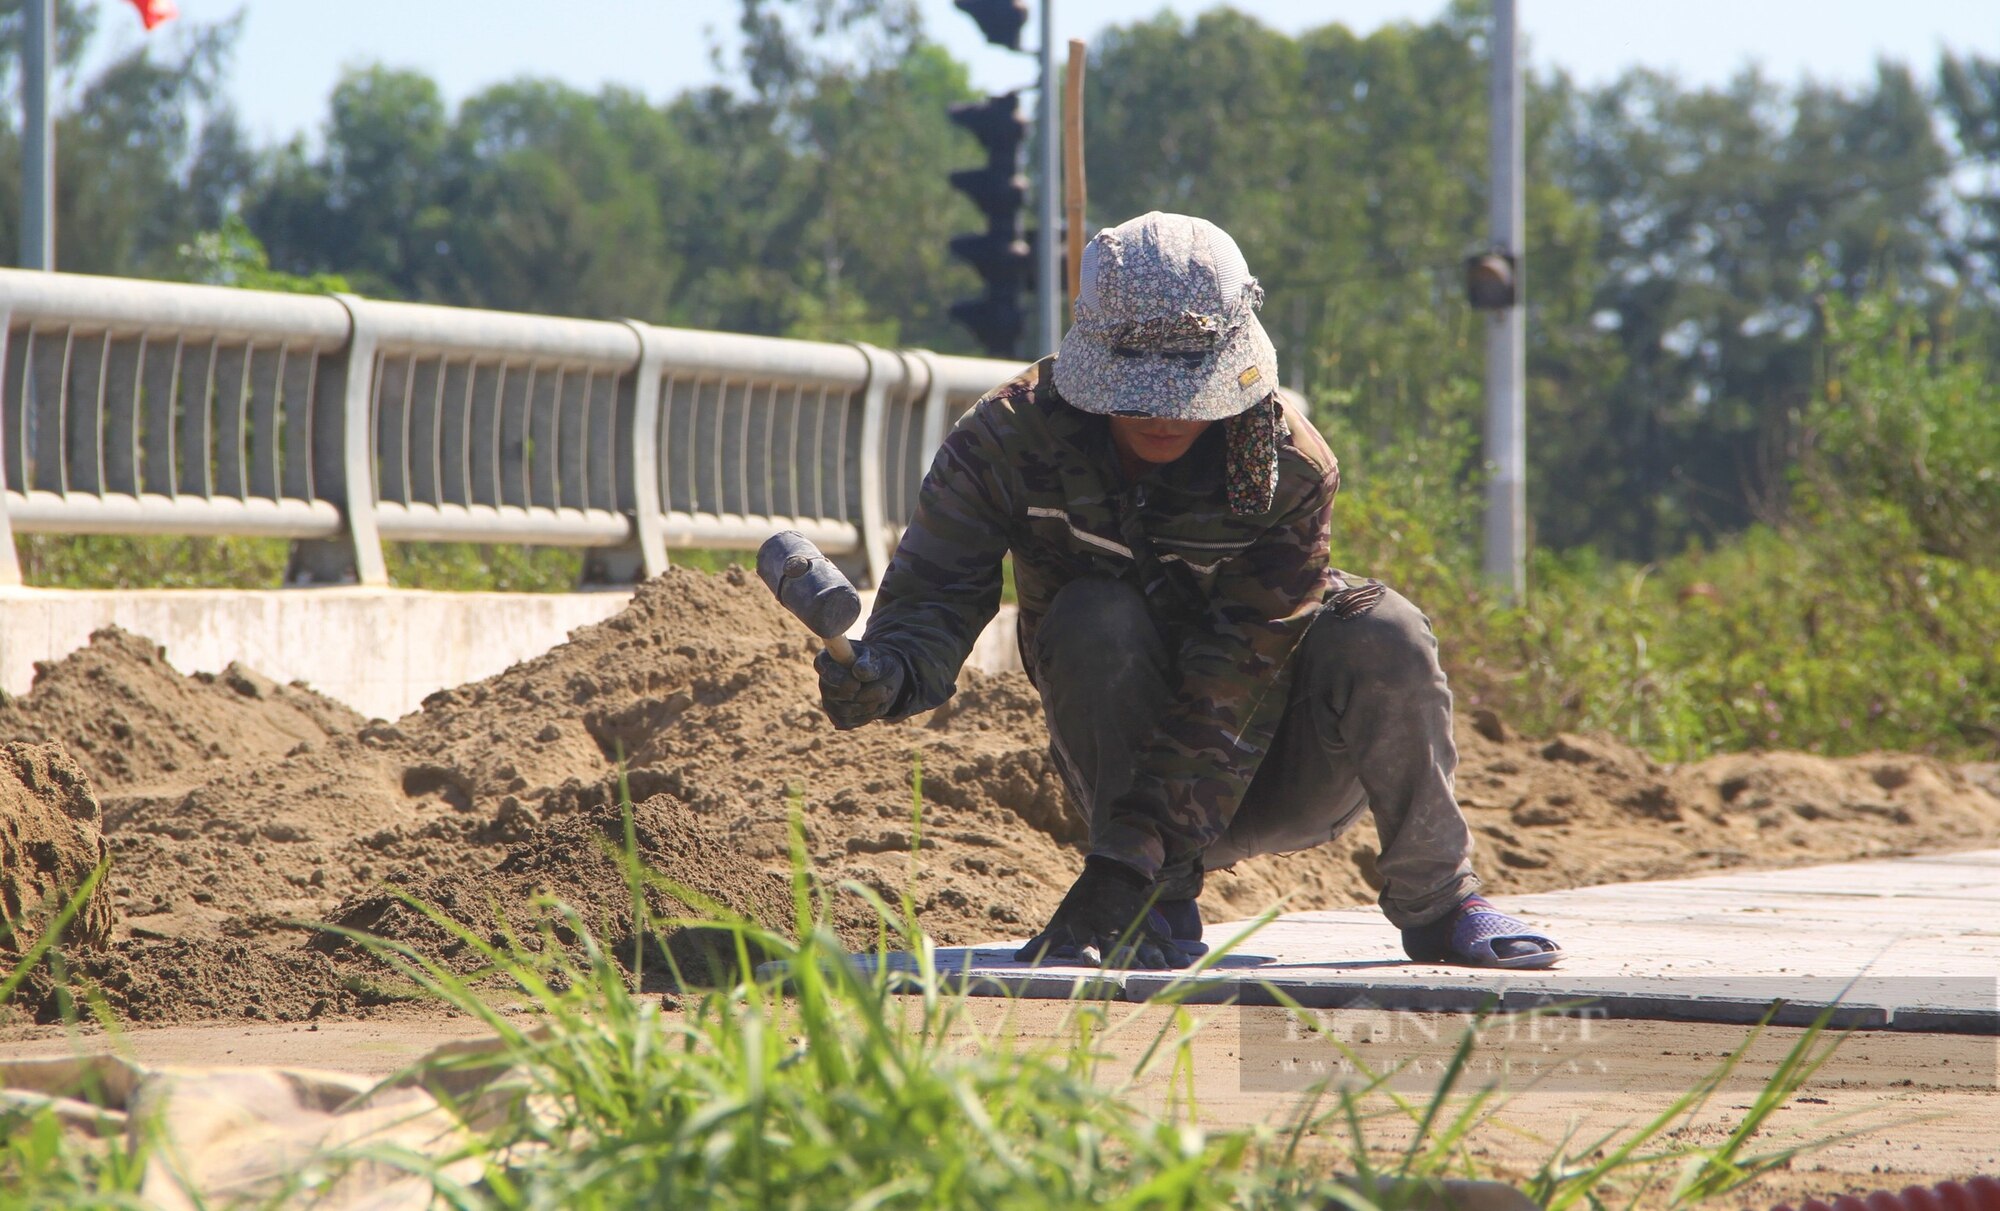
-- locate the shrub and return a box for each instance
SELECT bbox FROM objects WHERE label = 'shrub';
[1805,291,2000,563]
[1319,295,2000,762]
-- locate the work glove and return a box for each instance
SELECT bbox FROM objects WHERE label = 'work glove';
[815,641,906,731]
[1014,855,1192,971]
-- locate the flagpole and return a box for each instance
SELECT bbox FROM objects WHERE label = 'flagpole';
[21,0,54,271]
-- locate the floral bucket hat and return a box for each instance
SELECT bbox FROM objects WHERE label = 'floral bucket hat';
[1053,212,1285,513]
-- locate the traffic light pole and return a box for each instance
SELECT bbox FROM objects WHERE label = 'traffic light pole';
[1482,0,1525,600]
[1035,0,1061,357]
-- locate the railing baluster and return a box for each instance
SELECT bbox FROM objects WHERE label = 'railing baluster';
[530,365,560,510]
[104,334,144,498]
[902,375,921,522]
[176,338,215,498]
[2,319,27,493]
[407,355,443,507]
[375,354,410,506]
[280,347,316,501]
[66,329,107,496]
[887,391,903,549]
[751,381,773,519]
[0,315,17,586]
[657,371,678,516]
[913,350,951,471]
[687,377,706,518]
[713,377,734,519]
[32,329,71,493]
[734,378,752,518]
[782,384,803,519]
[697,377,721,518]
[211,340,250,500]
[500,363,530,509]
[833,387,851,525]
[141,337,180,498]
[467,361,500,508]
[440,358,472,508]
[558,365,589,511]
[249,343,283,501]
[812,385,830,522]
[590,368,618,513]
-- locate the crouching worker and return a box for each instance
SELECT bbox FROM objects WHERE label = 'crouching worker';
[818,211,1562,972]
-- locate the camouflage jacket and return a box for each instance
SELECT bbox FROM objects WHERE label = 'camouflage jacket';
[864,356,1340,879]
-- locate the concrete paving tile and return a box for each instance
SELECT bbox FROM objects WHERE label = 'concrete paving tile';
[856,850,2000,1034]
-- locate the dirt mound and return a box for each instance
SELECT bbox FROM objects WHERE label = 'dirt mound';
[0,743,113,951]
[5,570,1076,1020]
[0,627,362,798]
[82,569,1066,949]
[315,794,822,985]
[3,565,1998,1027]
[1205,721,2000,922]
[61,935,354,1023]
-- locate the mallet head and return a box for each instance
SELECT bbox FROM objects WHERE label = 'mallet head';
[756,530,862,641]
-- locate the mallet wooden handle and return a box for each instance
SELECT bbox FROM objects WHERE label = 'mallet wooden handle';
[824,633,856,667]
[1064,40,1087,308]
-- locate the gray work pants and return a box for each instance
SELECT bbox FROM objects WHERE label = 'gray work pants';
[1031,576,1479,929]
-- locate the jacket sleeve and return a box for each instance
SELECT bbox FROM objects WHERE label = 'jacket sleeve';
[1094,464,1339,877]
[859,407,1014,718]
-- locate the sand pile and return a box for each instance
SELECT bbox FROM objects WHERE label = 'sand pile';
[313,795,809,986]
[2,566,1998,1026]
[0,627,361,797]
[0,743,114,951]
[92,570,1076,952]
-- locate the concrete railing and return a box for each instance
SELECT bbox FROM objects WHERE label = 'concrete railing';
[0,270,1022,588]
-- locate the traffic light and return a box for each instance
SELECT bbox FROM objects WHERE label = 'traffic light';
[954,0,1026,50]
[1465,249,1518,310]
[947,93,1031,357]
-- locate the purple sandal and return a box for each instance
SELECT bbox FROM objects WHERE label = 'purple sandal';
[1404,896,1564,969]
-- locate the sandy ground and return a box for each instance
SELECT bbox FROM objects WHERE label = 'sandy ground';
[5,1001,1995,1207]
[6,567,2000,1027]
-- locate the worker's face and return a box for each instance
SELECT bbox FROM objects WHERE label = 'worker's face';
[1108,415,1213,468]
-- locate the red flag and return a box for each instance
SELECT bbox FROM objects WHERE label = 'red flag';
[124,0,177,31]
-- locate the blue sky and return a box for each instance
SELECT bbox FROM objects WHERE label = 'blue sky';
[72,0,2000,145]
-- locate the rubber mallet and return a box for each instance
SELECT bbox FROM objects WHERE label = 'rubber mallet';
[755,530,862,666]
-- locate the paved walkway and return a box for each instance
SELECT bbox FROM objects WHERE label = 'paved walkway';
[859,850,2000,1033]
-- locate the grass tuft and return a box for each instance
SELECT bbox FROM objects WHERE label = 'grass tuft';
[0,789,1891,1209]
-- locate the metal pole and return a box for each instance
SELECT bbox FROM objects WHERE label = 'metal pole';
[1482,0,1525,599]
[21,0,55,271]
[1035,0,1061,357]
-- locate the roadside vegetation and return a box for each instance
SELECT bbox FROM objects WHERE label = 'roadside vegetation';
[1328,288,2000,762]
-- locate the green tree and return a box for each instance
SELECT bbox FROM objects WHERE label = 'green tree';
[250,65,451,299]
[1083,5,1619,562]
[1937,52,2000,305]
[785,42,980,348]
[1550,62,1955,556]
[245,3,978,346]
[428,81,673,320]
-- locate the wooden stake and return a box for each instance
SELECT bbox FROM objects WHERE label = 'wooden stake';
[1063,39,1088,308]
